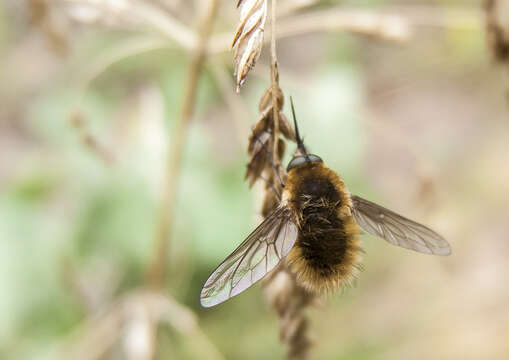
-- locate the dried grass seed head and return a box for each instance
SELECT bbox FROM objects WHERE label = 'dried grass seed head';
[232,0,267,91]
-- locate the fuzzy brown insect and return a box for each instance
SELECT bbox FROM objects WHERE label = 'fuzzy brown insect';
[283,160,362,293]
[200,99,451,308]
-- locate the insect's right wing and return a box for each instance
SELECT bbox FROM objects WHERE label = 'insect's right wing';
[200,205,298,308]
[351,195,451,256]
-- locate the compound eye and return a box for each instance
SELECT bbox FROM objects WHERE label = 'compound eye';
[307,154,323,163]
[286,154,323,171]
[287,156,307,171]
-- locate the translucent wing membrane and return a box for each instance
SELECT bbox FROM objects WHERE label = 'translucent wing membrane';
[351,195,451,256]
[200,206,298,307]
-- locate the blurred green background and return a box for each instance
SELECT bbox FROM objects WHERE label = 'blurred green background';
[1,0,508,359]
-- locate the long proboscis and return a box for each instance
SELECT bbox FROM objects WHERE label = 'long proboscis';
[289,96,307,156]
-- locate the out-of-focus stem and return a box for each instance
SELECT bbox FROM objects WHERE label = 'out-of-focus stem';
[271,0,280,169]
[147,0,220,288]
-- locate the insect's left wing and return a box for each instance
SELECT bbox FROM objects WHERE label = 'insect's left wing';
[200,205,298,308]
[351,195,451,256]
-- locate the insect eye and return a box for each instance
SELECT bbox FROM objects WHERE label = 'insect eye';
[307,154,323,163]
[287,154,323,171]
[287,156,306,171]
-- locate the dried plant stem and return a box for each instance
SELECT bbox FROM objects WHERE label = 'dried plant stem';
[264,268,314,360]
[277,0,320,18]
[144,292,226,360]
[270,0,280,169]
[130,0,197,47]
[214,5,481,54]
[70,38,173,167]
[272,7,411,42]
[60,304,124,360]
[147,0,220,288]
[64,0,197,49]
[60,291,225,360]
[75,37,174,97]
[251,1,314,359]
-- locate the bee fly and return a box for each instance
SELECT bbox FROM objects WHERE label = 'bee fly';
[200,99,451,308]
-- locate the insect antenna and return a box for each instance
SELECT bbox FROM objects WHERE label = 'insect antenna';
[289,96,307,156]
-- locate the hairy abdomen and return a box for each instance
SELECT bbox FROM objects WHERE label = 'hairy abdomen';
[284,163,362,293]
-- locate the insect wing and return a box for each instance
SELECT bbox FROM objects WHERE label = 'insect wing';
[351,195,451,256]
[200,206,298,307]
